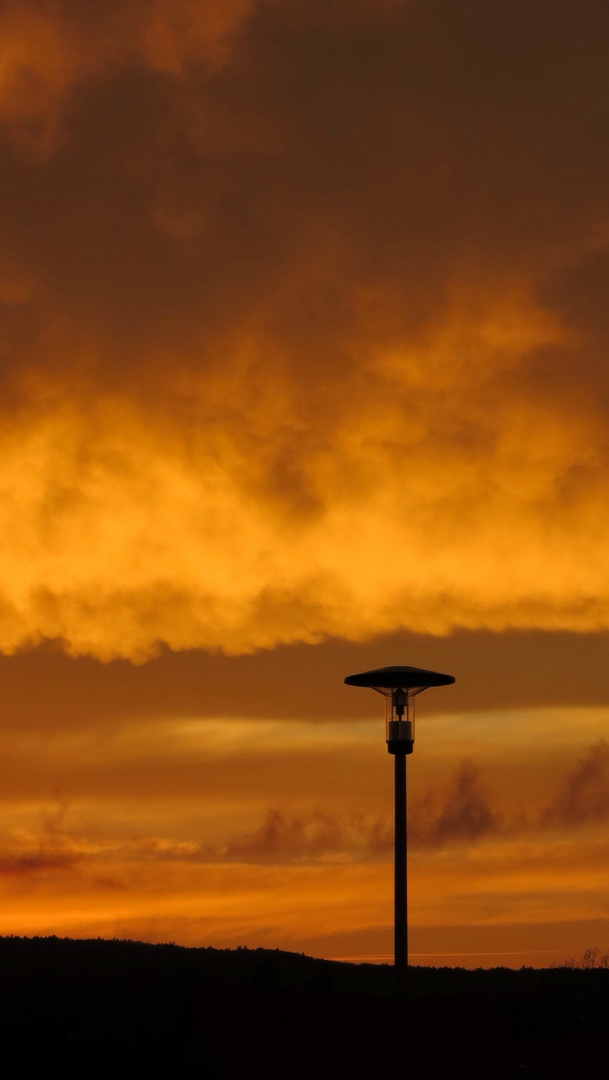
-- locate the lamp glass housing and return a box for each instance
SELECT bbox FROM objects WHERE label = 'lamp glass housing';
[370,685,427,754]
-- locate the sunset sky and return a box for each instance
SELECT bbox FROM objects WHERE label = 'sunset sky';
[1,0,609,967]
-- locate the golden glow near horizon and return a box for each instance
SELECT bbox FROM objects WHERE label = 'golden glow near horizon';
[0,708,607,965]
[0,0,608,965]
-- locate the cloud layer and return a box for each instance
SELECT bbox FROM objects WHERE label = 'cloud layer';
[0,0,608,659]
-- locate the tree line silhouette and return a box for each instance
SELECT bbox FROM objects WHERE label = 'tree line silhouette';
[0,936,608,1078]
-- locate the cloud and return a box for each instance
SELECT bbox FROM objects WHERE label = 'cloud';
[0,800,81,875]
[219,807,391,863]
[0,850,78,874]
[0,1,608,658]
[161,761,501,864]
[425,761,500,845]
[201,747,609,863]
[0,634,608,736]
[0,0,256,158]
[542,741,609,828]
[1,743,607,883]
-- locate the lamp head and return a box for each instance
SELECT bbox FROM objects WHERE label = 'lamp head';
[344,665,455,754]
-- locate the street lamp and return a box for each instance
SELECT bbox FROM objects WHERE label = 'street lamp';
[344,665,454,975]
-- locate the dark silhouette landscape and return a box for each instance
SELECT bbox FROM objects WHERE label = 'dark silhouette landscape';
[0,936,607,1078]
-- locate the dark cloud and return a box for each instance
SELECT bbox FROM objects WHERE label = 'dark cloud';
[220,807,360,861]
[209,747,609,862]
[0,629,607,734]
[0,850,78,874]
[426,760,498,844]
[0,800,81,875]
[187,762,498,864]
[542,741,609,828]
[2,0,608,392]
[6,0,609,369]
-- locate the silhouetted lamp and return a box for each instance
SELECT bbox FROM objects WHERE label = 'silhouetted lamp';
[344,665,455,974]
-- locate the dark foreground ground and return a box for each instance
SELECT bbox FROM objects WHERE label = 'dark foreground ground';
[0,936,607,1079]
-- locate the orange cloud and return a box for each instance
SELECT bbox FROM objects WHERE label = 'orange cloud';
[0,289,598,661]
[0,4,607,656]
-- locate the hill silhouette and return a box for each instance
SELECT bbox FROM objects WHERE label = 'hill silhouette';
[0,935,607,1078]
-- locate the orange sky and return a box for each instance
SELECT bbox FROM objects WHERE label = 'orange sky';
[0,0,608,966]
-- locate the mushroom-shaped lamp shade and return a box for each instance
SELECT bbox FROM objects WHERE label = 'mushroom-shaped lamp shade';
[344,665,455,754]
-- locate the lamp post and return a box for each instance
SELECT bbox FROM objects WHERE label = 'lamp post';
[344,665,454,975]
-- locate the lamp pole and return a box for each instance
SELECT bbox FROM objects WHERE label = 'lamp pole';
[344,667,455,973]
[394,744,407,974]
